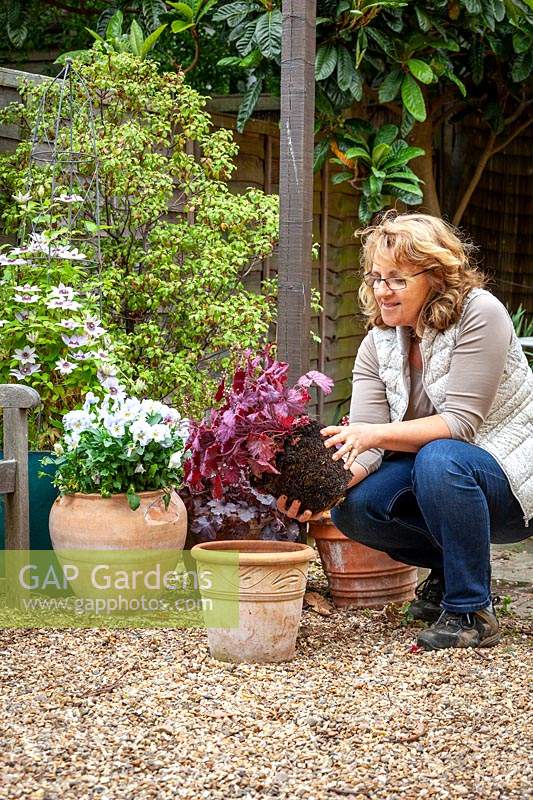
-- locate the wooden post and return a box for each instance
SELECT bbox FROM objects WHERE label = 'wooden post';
[277,0,317,383]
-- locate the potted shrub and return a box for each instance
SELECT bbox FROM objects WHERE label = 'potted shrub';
[44,391,189,601]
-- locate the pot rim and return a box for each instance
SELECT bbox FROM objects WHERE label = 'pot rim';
[58,488,176,500]
[191,539,315,566]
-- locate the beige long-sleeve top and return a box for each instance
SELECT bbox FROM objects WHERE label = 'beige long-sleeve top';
[350,292,515,475]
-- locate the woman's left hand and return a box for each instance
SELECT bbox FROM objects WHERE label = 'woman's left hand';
[320,423,383,470]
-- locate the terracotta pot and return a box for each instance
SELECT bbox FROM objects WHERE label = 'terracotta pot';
[191,540,315,664]
[310,513,417,609]
[49,490,187,604]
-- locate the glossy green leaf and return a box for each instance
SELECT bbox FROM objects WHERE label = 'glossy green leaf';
[383,180,423,196]
[236,79,262,132]
[407,58,435,84]
[140,23,167,57]
[315,44,338,81]
[401,74,426,122]
[378,68,403,102]
[313,137,332,172]
[344,146,371,163]
[171,19,194,33]
[374,124,399,147]
[106,10,124,40]
[255,10,282,60]
[336,46,356,92]
[372,142,391,166]
[511,51,532,82]
[331,171,353,185]
[167,2,194,20]
[129,19,144,57]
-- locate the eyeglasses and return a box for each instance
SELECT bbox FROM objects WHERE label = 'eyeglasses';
[363,267,435,291]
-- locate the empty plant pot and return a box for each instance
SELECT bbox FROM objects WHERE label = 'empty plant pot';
[191,539,315,663]
[310,513,417,609]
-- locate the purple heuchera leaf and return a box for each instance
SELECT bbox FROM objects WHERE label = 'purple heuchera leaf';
[183,345,334,500]
[297,370,334,394]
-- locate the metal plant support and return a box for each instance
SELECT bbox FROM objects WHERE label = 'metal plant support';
[22,59,102,307]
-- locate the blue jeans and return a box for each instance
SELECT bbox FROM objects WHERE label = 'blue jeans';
[331,440,530,614]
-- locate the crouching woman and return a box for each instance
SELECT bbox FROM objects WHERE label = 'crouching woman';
[279,211,532,651]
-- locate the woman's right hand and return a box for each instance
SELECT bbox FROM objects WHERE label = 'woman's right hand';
[276,496,326,523]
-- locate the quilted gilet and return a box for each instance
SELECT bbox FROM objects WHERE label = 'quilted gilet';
[372,288,533,524]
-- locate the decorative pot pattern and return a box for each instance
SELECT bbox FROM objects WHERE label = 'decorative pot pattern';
[310,513,417,609]
[191,540,315,664]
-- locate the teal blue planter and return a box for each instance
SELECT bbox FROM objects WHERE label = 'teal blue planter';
[0,451,58,550]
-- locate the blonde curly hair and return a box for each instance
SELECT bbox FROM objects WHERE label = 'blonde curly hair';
[357,210,487,335]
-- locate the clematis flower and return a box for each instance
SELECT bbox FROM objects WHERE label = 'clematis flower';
[0,320,8,327]
[13,192,32,204]
[46,297,81,311]
[15,284,40,294]
[61,333,88,349]
[101,376,126,401]
[13,345,37,364]
[59,319,78,330]
[15,310,30,322]
[10,363,41,380]
[53,245,86,261]
[14,291,40,304]
[49,283,75,300]
[56,193,84,204]
[26,233,52,253]
[83,315,105,338]
[54,359,76,375]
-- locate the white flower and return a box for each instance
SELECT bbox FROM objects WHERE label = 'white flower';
[27,331,38,344]
[56,193,84,204]
[120,397,143,422]
[55,359,76,375]
[134,463,145,474]
[13,192,32,204]
[14,284,40,294]
[14,291,40,304]
[10,363,41,380]
[27,232,52,254]
[61,333,88,349]
[50,283,75,300]
[168,451,183,469]
[71,351,92,361]
[15,310,30,322]
[83,315,105,338]
[101,376,126,401]
[60,319,78,330]
[53,245,86,261]
[46,297,81,311]
[83,391,98,408]
[0,320,8,327]
[151,423,172,446]
[64,431,81,449]
[63,409,93,434]
[130,420,154,447]
[13,346,37,364]
[0,254,27,266]
[104,415,126,438]
[140,399,166,416]
[53,442,64,456]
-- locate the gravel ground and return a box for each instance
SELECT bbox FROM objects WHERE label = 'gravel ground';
[0,564,531,800]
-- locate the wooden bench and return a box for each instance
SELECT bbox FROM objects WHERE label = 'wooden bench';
[1,384,41,550]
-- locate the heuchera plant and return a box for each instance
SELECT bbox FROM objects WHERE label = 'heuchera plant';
[184,346,333,501]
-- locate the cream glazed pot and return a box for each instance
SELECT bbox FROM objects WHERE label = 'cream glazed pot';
[191,540,315,663]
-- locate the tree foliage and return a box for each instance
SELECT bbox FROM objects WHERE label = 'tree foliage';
[0,50,279,417]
